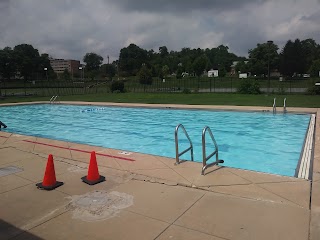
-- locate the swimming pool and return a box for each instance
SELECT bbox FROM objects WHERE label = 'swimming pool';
[0,104,311,177]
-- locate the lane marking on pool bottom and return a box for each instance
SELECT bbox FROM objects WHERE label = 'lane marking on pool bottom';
[22,140,135,162]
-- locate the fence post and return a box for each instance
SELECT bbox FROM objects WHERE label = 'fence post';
[72,81,74,95]
[231,78,233,93]
[290,80,292,94]
[42,78,44,96]
[197,77,200,91]
[133,80,135,92]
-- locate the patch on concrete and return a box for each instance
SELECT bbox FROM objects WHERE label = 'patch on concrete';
[118,151,132,156]
[0,166,23,177]
[66,190,133,222]
[67,166,86,173]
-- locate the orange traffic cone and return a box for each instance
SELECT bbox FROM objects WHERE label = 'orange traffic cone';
[36,154,63,190]
[81,151,105,185]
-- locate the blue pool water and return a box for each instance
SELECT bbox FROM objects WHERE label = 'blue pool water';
[0,104,310,176]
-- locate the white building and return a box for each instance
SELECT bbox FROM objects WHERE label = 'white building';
[208,69,219,77]
[239,73,248,79]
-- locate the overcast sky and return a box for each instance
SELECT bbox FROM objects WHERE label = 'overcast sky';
[0,0,319,63]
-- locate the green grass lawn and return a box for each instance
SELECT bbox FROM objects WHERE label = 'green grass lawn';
[1,92,320,108]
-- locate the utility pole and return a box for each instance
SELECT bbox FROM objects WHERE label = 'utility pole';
[107,55,109,64]
[117,60,120,80]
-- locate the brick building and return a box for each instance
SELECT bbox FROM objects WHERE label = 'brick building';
[49,58,80,75]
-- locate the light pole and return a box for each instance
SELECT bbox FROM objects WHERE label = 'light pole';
[79,67,84,80]
[44,67,48,81]
[267,40,273,93]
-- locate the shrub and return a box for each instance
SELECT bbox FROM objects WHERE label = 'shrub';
[110,81,125,93]
[182,88,191,94]
[237,79,261,94]
[307,85,320,95]
[138,65,153,85]
[277,85,286,95]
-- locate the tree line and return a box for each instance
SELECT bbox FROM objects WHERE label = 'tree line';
[0,44,54,81]
[1,38,320,83]
[237,38,320,78]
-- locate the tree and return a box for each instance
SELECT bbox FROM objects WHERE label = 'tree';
[248,42,279,76]
[138,65,152,85]
[301,38,320,72]
[192,55,208,77]
[159,46,169,57]
[0,47,17,80]
[309,59,320,77]
[110,81,125,93]
[83,53,103,72]
[104,64,116,81]
[206,45,236,73]
[119,44,148,76]
[162,65,170,77]
[218,66,227,77]
[279,38,320,76]
[39,53,54,80]
[235,61,250,73]
[176,66,183,79]
[14,44,41,80]
[279,39,304,76]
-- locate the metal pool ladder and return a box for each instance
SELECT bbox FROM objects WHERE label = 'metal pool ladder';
[283,98,287,113]
[175,124,194,164]
[50,95,59,104]
[202,126,224,175]
[273,98,276,114]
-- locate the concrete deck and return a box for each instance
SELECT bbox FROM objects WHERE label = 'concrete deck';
[0,102,319,240]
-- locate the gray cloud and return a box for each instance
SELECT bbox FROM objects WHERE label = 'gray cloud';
[301,10,320,21]
[108,0,268,13]
[0,0,319,62]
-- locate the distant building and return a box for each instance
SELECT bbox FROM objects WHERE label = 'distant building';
[230,61,239,75]
[50,58,80,75]
[181,72,189,77]
[230,61,248,75]
[270,69,281,77]
[208,69,219,77]
[239,73,248,79]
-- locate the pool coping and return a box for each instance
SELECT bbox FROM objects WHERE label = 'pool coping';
[1,101,320,239]
[0,100,318,113]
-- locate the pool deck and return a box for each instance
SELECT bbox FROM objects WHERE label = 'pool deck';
[0,102,319,240]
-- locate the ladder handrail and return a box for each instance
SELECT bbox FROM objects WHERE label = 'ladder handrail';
[283,98,287,113]
[201,126,224,175]
[273,98,276,114]
[175,124,194,164]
